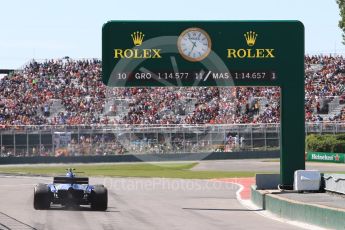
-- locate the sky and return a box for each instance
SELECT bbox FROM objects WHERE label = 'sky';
[0,0,344,69]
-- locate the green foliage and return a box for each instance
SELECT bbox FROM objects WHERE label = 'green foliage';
[337,0,345,44]
[306,134,345,153]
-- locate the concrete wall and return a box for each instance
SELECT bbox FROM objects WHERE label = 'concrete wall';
[265,194,345,229]
[0,150,279,165]
[250,186,265,209]
[251,186,345,229]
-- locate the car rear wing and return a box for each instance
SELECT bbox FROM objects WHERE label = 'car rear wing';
[53,177,89,184]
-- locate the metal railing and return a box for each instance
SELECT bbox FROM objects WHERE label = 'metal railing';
[1,122,345,157]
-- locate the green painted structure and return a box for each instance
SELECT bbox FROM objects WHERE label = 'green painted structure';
[102,21,305,185]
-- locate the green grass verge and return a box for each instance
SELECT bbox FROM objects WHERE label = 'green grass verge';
[0,163,274,179]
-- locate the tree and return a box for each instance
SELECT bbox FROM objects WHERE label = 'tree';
[337,0,345,44]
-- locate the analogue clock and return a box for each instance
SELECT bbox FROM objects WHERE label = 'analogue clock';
[177,28,212,62]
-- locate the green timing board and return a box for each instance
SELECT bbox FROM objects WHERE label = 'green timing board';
[102,21,305,186]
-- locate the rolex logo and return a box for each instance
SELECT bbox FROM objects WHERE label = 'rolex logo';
[131,31,145,46]
[227,31,274,59]
[114,31,161,59]
[244,31,258,46]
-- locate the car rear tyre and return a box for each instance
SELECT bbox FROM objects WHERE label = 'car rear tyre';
[33,184,51,210]
[91,186,108,211]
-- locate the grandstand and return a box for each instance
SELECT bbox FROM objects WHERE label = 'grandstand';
[1,55,344,126]
[0,55,345,157]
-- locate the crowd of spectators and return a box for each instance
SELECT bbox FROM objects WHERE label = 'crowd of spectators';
[0,59,107,126]
[305,55,345,121]
[113,86,280,124]
[0,55,344,126]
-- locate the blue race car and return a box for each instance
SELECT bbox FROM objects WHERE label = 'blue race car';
[33,168,108,211]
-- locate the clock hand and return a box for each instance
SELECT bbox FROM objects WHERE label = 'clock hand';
[187,35,197,47]
[188,42,196,56]
[191,42,196,52]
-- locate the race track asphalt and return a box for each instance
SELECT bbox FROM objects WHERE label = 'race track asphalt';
[192,159,345,172]
[0,175,302,230]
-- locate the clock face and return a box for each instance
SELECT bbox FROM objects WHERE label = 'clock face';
[177,28,212,62]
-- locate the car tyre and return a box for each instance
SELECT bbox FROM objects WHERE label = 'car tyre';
[91,186,108,211]
[33,184,51,210]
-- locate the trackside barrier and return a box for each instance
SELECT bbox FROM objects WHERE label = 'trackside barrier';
[324,173,345,195]
[0,150,279,165]
[251,186,345,229]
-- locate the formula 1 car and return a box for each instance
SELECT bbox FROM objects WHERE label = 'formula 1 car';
[33,168,107,211]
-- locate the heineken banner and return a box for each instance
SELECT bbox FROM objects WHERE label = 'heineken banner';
[306,152,345,163]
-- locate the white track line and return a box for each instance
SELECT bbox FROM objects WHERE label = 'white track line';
[215,180,327,230]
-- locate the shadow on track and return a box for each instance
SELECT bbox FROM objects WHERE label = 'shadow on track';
[47,205,119,212]
[182,208,262,212]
